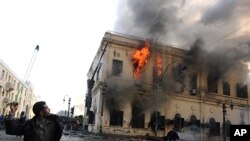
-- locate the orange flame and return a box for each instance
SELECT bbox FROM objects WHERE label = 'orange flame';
[132,41,150,80]
[155,52,163,77]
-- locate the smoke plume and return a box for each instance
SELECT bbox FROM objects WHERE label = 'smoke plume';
[111,0,250,122]
[114,0,250,48]
[104,77,171,114]
[114,0,250,81]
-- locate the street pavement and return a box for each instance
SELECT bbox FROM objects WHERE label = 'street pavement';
[0,130,138,141]
[0,130,84,141]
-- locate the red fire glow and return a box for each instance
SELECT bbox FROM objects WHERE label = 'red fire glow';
[132,41,150,80]
[155,52,163,78]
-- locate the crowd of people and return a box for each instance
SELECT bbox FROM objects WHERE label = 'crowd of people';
[1,101,179,141]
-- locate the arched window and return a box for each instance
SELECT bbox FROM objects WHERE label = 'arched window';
[190,115,197,125]
[190,115,200,131]
[174,113,183,131]
[209,118,220,136]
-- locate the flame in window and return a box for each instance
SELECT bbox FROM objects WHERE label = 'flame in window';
[132,41,150,80]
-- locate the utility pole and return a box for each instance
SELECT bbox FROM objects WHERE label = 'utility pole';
[222,99,233,141]
[63,95,71,130]
[153,61,186,139]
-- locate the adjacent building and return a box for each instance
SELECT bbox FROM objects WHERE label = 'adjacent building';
[86,32,250,140]
[0,59,38,118]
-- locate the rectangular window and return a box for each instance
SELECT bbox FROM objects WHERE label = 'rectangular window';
[5,72,8,80]
[236,83,248,98]
[189,74,198,95]
[112,60,123,76]
[158,116,165,130]
[191,74,197,89]
[110,110,123,126]
[88,111,95,124]
[1,70,5,80]
[0,87,3,96]
[96,66,101,81]
[207,74,218,93]
[223,81,230,95]
[131,104,145,128]
[131,113,145,128]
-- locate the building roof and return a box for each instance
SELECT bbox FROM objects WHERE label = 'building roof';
[0,59,20,80]
[87,31,189,76]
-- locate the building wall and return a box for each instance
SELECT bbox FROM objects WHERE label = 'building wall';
[0,60,37,118]
[86,32,250,140]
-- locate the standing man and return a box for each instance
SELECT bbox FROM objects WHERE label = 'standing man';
[19,111,27,125]
[5,101,64,141]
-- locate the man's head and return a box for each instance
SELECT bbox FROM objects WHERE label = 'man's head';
[32,101,50,117]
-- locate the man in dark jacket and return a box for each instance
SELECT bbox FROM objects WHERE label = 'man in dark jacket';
[5,101,64,141]
[163,129,180,141]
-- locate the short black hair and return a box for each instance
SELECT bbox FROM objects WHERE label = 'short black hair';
[32,101,46,115]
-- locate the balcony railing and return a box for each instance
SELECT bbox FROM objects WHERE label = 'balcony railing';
[5,82,15,92]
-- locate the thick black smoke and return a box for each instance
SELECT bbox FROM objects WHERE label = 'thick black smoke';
[114,0,250,48]
[185,37,250,81]
[115,0,180,42]
[104,78,170,114]
[111,0,250,117]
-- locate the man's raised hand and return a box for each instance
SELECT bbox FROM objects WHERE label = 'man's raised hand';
[9,102,18,114]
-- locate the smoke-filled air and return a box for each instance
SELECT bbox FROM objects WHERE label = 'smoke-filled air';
[114,0,250,81]
[104,0,250,115]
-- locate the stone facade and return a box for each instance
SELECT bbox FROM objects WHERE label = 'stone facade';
[86,32,250,140]
[0,59,38,118]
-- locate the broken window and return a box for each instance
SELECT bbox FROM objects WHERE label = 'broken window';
[131,113,145,128]
[172,63,187,93]
[190,74,197,89]
[209,118,220,136]
[148,111,165,131]
[110,110,123,126]
[189,74,198,95]
[223,81,230,96]
[236,83,248,98]
[173,63,186,81]
[131,104,145,128]
[112,59,123,76]
[207,73,218,93]
[174,113,184,132]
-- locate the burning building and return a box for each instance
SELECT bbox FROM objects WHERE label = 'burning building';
[85,31,250,140]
